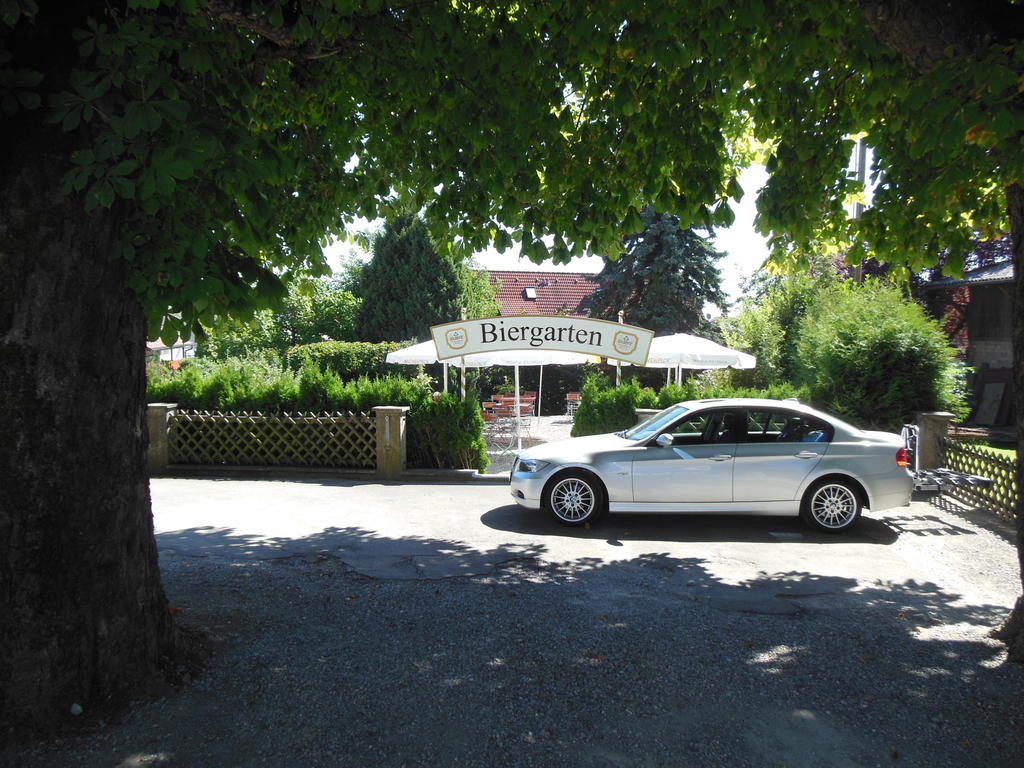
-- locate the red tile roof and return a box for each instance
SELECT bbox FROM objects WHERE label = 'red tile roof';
[485,270,599,317]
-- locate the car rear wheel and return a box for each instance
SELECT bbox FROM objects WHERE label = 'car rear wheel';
[800,479,862,533]
[544,471,606,526]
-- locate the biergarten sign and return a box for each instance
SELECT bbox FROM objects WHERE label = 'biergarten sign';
[430,316,654,366]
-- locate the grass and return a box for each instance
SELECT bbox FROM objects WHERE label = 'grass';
[977,443,1017,460]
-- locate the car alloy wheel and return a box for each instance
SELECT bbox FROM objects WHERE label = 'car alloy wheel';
[545,472,605,526]
[805,481,860,531]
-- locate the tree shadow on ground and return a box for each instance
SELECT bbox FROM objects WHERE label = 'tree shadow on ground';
[10,519,1023,768]
[922,493,1017,545]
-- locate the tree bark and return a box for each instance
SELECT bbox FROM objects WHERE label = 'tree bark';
[0,138,175,737]
[991,182,1024,661]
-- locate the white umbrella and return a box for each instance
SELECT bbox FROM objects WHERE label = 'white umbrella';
[385,340,451,392]
[385,340,444,365]
[386,339,497,392]
[633,333,756,385]
[644,333,756,369]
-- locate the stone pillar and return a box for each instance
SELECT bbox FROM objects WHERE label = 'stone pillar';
[915,411,954,470]
[146,403,178,475]
[373,406,410,479]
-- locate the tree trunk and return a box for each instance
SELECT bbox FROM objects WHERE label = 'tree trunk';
[0,139,175,737]
[992,182,1024,661]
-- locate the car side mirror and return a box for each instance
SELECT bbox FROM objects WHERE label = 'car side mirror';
[655,433,673,447]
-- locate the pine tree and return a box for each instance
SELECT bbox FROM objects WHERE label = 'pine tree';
[590,208,728,336]
[356,216,498,341]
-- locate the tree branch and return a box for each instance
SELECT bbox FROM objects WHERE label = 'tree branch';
[205,0,296,48]
[203,0,350,61]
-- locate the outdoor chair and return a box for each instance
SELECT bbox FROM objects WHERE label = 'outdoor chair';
[566,391,581,419]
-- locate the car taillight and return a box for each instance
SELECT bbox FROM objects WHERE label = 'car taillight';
[896,447,909,467]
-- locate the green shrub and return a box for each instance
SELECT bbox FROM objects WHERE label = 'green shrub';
[721,271,835,389]
[284,341,408,382]
[407,394,488,471]
[569,369,814,436]
[794,280,967,428]
[147,356,299,411]
[681,371,811,404]
[571,374,658,436]
[295,363,351,412]
[655,380,702,408]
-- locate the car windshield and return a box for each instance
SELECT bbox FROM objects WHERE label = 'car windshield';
[622,404,690,441]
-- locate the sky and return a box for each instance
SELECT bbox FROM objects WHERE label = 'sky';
[325,165,771,308]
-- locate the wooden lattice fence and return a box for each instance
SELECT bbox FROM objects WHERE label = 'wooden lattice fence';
[940,436,1018,520]
[168,410,376,469]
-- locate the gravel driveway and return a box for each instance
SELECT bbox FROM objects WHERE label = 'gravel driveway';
[7,479,1024,767]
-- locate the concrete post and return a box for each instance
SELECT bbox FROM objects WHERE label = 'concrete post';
[915,411,954,469]
[146,403,178,474]
[373,406,410,479]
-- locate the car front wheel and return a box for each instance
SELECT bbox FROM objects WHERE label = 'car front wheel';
[544,471,606,526]
[800,479,862,533]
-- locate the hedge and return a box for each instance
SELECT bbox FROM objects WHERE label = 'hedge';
[283,340,408,382]
[570,371,811,437]
[147,359,487,471]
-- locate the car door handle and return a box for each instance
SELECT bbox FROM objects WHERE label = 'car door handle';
[795,451,820,459]
[709,454,733,461]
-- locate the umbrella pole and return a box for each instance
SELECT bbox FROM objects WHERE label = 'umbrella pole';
[537,365,543,425]
[515,365,521,452]
[615,311,624,387]
[459,308,467,400]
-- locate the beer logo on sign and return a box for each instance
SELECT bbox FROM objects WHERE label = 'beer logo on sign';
[445,327,468,350]
[613,331,638,356]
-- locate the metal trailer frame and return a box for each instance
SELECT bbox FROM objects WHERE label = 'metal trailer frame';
[901,424,995,494]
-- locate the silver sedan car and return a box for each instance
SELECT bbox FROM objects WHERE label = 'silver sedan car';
[510,398,912,532]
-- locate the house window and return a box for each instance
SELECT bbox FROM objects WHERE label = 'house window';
[523,287,537,300]
[968,285,1011,341]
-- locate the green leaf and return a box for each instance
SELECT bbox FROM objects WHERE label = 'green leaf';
[494,229,512,252]
[109,176,135,199]
[108,159,138,177]
[61,104,82,131]
[84,179,114,211]
[159,321,180,348]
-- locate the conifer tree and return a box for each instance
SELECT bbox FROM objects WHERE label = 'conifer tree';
[357,216,498,341]
[590,208,727,337]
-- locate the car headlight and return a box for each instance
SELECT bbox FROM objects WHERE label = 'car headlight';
[516,458,550,474]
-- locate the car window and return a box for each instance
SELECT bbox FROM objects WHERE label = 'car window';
[624,404,689,441]
[745,410,833,443]
[671,412,709,437]
[662,409,738,445]
[746,410,787,440]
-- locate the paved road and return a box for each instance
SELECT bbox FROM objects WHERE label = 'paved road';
[152,477,1019,610]
[9,478,1023,767]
